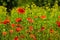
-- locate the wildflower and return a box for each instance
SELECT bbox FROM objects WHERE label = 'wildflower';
[9,30,13,34]
[3,19,10,24]
[16,18,22,22]
[29,26,33,31]
[11,24,15,28]
[14,36,19,40]
[27,17,34,23]
[16,7,25,14]
[16,27,22,32]
[56,21,60,27]
[2,31,7,36]
[40,15,46,19]
[41,27,45,31]
[50,29,54,33]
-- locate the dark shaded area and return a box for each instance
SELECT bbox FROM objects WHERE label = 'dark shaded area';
[0,0,18,16]
[58,0,60,6]
[34,0,60,8]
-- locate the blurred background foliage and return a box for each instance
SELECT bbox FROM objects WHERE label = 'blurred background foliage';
[0,0,60,8]
[0,0,60,6]
[17,0,59,7]
[0,0,60,16]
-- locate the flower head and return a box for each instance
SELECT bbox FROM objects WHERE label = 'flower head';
[40,15,46,19]
[16,7,25,14]
[3,19,10,24]
[14,36,19,40]
[27,17,34,23]
[11,24,15,28]
[29,26,33,31]
[41,27,45,31]
[2,31,7,36]
[9,30,13,34]
[16,27,22,32]
[16,18,22,22]
[56,21,60,27]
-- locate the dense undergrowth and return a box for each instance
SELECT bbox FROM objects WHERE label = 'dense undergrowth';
[0,3,60,40]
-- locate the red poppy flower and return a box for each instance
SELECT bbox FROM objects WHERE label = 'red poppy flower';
[14,36,19,40]
[2,32,7,36]
[56,21,60,27]
[50,29,54,33]
[16,7,25,14]
[11,24,15,28]
[16,27,22,32]
[40,15,46,19]
[16,18,22,22]
[29,26,33,31]
[9,30,13,34]
[27,17,34,23]
[3,19,10,24]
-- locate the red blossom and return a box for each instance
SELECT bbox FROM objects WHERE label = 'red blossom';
[56,21,60,27]
[29,26,33,31]
[16,27,22,32]
[16,18,22,22]
[9,30,13,34]
[27,17,34,23]
[3,19,10,24]
[11,24,15,28]
[41,27,45,31]
[50,28,54,33]
[40,15,46,19]
[16,7,25,14]
[2,32,7,36]
[14,36,19,40]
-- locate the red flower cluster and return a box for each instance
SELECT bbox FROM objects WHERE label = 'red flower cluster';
[9,30,13,34]
[16,7,25,14]
[16,18,22,22]
[50,28,54,33]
